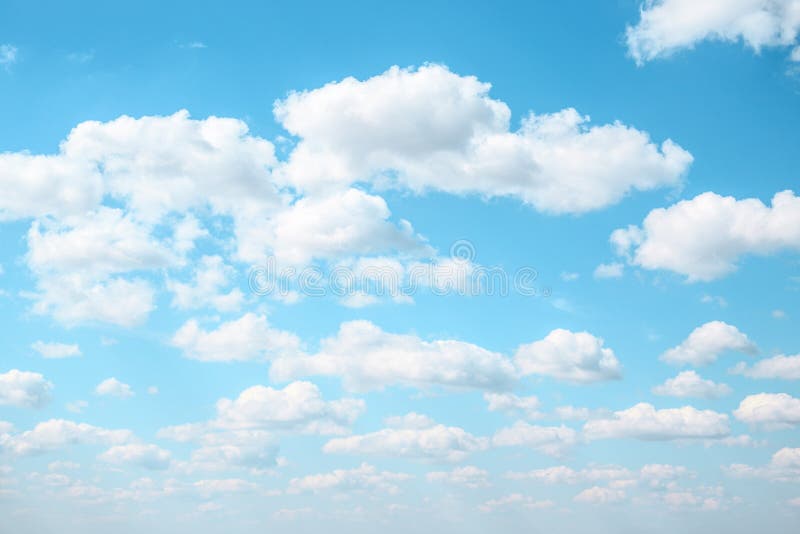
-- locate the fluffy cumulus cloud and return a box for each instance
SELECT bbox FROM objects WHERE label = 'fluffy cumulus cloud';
[160,381,364,438]
[612,191,800,281]
[0,370,53,408]
[95,378,134,398]
[652,370,731,399]
[0,419,133,456]
[731,354,800,379]
[322,413,488,462]
[626,0,800,64]
[492,421,579,457]
[275,64,692,213]
[30,341,81,359]
[514,329,622,383]
[660,321,757,366]
[171,313,302,362]
[98,444,172,470]
[270,320,517,392]
[583,403,730,441]
[287,463,412,494]
[733,393,800,429]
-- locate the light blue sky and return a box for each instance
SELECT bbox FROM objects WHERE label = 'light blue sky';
[1,1,800,533]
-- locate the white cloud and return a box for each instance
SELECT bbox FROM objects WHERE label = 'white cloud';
[479,494,555,512]
[275,64,691,214]
[30,341,81,359]
[0,370,53,409]
[323,414,488,462]
[1,419,133,456]
[288,463,411,494]
[212,381,364,435]
[98,444,172,470]
[593,262,624,279]
[553,406,614,421]
[514,329,622,383]
[95,378,134,398]
[560,271,580,282]
[772,309,787,319]
[171,313,302,362]
[65,400,88,414]
[178,431,279,473]
[271,320,517,392]
[652,371,732,399]
[660,321,757,366]
[726,447,800,481]
[0,44,18,67]
[731,354,800,379]
[626,0,800,64]
[426,465,490,488]
[733,393,800,429]
[583,403,730,441]
[573,486,626,504]
[241,188,429,267]
[167,255,243,312]
[484,393,543,420]
[492,421,579,457]
[612,191,800,281]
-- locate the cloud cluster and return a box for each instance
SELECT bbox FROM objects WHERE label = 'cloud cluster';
[652,371,731,399]
[731,354,800,380]
[733,393,800,429]
[514,329,622,383]
[276,65,691,214]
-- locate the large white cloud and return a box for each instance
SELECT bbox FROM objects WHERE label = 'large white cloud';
[514,329,622,383]
[270,320,517,392]
[652,370,731,398]
[612,191,800,281]
[733,393,800,429]
[275,64,692,213]
[0,370,53,409]
[583,403,730,441]
[626,0,800,64]
[660,321,757,366]
[171,313,302,362]
[1,419,133,456]
[731,354,800,379]
[322,413,488,462]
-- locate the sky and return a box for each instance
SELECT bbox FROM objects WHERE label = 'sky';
[1,1,800,532]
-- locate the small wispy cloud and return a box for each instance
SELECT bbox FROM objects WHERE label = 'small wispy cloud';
[1,44,18,69]
[180,41,207,50]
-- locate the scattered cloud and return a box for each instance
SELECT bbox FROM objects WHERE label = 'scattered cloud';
[95,378,134,398]
[733,393,800,429]
[731,354,800,380]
